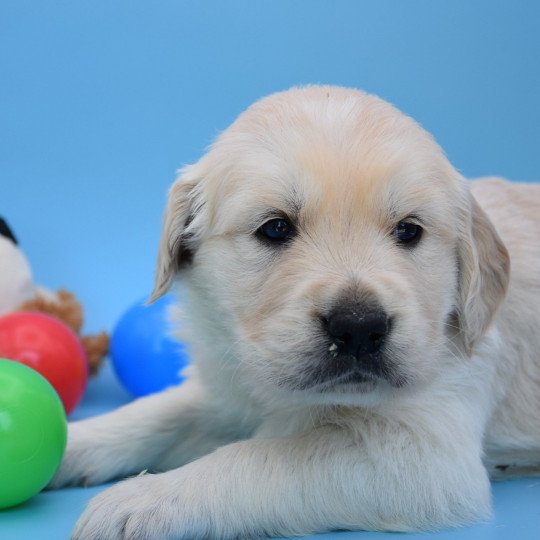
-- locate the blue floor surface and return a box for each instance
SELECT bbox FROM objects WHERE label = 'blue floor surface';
[1,362,539,540]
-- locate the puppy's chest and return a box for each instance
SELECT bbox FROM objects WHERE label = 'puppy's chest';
[253,409,324,439]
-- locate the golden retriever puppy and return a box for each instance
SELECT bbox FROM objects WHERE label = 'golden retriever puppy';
[50,86,540,539]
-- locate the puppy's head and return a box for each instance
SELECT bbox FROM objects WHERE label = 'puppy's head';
[153,87,509,406]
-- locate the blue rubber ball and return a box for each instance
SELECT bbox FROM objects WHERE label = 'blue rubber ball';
[110,294,190,397]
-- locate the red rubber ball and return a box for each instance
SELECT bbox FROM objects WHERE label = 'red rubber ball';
[0,312,87,415]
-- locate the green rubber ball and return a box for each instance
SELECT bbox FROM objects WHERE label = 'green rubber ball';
[0,358,67,508]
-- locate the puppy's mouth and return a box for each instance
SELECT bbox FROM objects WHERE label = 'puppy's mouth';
[286,349,407,393]
[298,368,378,392]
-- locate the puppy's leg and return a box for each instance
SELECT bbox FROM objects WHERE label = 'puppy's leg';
[486,447,540,478]
[49,378,252,488]
[72,405,491,539]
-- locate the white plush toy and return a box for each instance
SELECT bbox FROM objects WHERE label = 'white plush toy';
[0,217,108,374]
[0,218,35,315]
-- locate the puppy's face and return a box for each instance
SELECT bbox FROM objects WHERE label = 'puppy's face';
[154,87,509,407]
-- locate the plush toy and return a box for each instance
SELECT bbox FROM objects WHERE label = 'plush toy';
[0,217,108,375]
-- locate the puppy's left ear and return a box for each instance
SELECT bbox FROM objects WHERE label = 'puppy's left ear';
[456,192,510,354]
[150,170,205,302]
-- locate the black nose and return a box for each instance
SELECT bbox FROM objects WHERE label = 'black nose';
[323,307,390,360]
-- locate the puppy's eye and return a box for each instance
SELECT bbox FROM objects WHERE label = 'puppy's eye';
[257,218,295,243]
[394,221,423,246]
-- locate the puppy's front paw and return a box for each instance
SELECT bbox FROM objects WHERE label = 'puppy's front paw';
[72,473,210,540]
[48,423,123,489]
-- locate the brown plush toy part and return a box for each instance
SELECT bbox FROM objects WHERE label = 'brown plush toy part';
[0,216,108,376]
[17,290,109,376]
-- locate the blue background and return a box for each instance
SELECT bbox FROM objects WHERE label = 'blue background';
[1,2,540,539]
[1,0,539,333]
[0,0,540,540]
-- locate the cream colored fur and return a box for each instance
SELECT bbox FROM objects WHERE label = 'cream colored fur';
[49,86,540,539]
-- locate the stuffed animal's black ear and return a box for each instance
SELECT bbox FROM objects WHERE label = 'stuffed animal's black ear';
[0,218,18,245]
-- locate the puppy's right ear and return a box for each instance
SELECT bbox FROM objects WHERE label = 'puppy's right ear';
[151,172,204,302]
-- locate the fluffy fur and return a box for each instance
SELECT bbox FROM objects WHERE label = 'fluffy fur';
[49,86,540,539]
